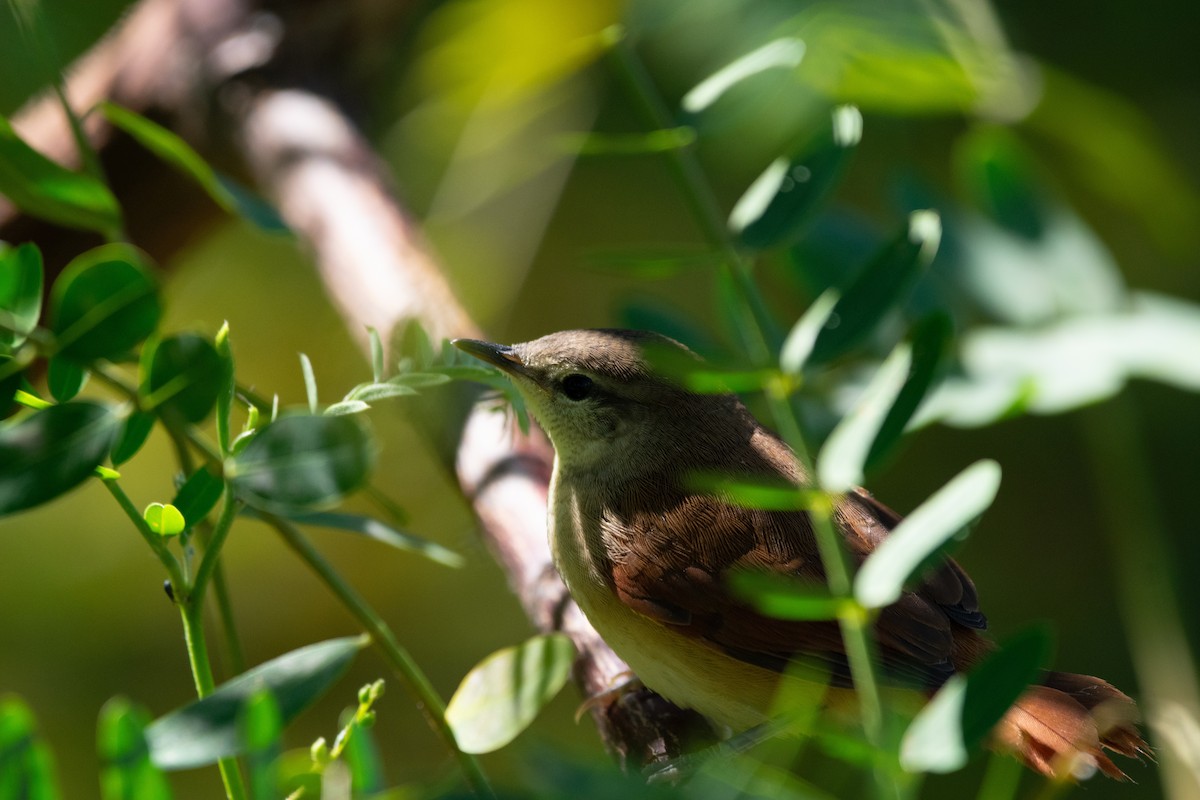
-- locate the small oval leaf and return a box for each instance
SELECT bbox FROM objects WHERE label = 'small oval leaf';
[50,245,161,363]
[111,410,156,466]
[46,357,87,402]
[0,401,120,517]
[143,503,185,537]
[0,242,44,351]
[230,415,374,513]
[855,460,1002,609]
[446,634,575,754]
[171,466,224,528]
[142,334,223,423]
[98,697,172,800]
[147,636,367,770]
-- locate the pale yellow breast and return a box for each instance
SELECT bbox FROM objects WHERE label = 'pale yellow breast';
[548,462,788,731]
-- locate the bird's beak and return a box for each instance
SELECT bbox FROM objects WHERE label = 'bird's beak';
[452,338,531,379]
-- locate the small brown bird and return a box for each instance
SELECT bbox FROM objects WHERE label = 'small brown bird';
[454,329,1146,779]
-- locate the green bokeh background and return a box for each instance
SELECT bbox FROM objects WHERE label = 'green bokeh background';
[1,1,1197,798]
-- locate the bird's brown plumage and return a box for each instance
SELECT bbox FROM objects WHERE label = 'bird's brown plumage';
[454,328,1148,780]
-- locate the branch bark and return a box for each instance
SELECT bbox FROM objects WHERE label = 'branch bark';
[3,0,713,773]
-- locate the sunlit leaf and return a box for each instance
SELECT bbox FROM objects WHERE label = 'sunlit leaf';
[955,127,1047,240]
[0,401,120,517]
[46,357,86,402]
[817,343,912,492]
[324,400,370,416]
[0,242,43,352]
[147,636,367,769]
[264,510,464,568]
[98,698,172,800]
[141,334,223,423]
[901,626,1051,773]
[562,127,696,156]
[171,467,224,528]
[780,289,840,376]
[855,460,1001,609]
[387,372,451,389]
[688,472,820,511]
[683,37,806,113]
[299,354,317,413]
[230,415,374,513]
[346,383,417,402]
[729,572,844,620]
[50,244,161,363]
[239,690,282,800]
[143,503,185,537]
[809,211,940,364]
[733,106,862,250]
[446,634,575,754]
[0,695,62,800]
[0,115,122,236]
[864,312,952,472]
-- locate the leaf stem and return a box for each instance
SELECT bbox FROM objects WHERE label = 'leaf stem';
[102,478,187,592]
[266,514,495,798]
[192,489,240,604]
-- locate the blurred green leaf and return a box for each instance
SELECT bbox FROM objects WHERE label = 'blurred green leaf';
[809,211,940,364]
[901,626,1050,773]
[388,372,451,389]
[268,510,463,568]
[562,127,696,156]
[446,634,575,754]
[142,502,185,537]
[729,572,844,621]
[585,247,721,279]
[0,357,21,418]
[733,106,861,250]
[368,327,384,383]
[817,343,912,492]
[854,459,1000,609]
[230,414,374,513]
[0,695,61,800]
[780,289,839,376]
[147,636,367,770]
[215,322,234,456]
[46,357,86,402]
[346,382,417,402]
[616,299,722,357]
[98,698,172,800]
[955,127,1047,240]
[688,472,819,511]
[864,312,952,472]
[171,466,223,529]
[683,37,806,113]
[299,354,317,413]
[50,244,160,363]
[341,717,384,794]
[0,401,119,517]
[212,176,291,234]
[0,242,43,352]
[141,334,223,423]
[324,399,370,416]
[239,690,282,800]
[99,103,288,234]
[0,115,122,237]
[111,410,155,466]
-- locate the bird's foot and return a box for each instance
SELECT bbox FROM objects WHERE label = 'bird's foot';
[644,721,784,785]
[574,671,642,722]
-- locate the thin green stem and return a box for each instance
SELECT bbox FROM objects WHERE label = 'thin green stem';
[266,515,495,799]
[608,33,896,797]
[103,478,187,592]
[192,489,240,604]
[209,555,246,675]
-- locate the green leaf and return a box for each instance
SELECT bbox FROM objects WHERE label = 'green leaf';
[560,127,697,156]
[688,473,820,511]
[323,400,370,416]
[584,246,721,280]
[808,210,940,364]
[342,716,384,794]
[863,312,952,473]
[0,695,61,800]
[733,106,862,250]
[213,175,290,234]
[230,415,374,513]
[901,626,1051,773]
[215,323,234,456]
[46,357,87,402]
[99,103,288,234]
[446,634,575,754]
[0,401,120,517]
[346,383,416,402]
[50,244,161,363]
[817,343,912,492]
[1,357,22,418]
[171,466,224,528]
[728,572,845,620]
[387,372,451,389]
[854,460,1001,609]
[299,353,317,413]
[147,636,367,770]
[780,289,840,376]
[682,37,806,113]
[239,690,282,800]
[368,327,384,382]
[267,510,464,568]
[98,698,172,800]
[955,127,1047,240]
[111,410,155,466]
[0,115,122,236]
[141,334,223,423]
[0,242,43,352]
[143,503,185,537]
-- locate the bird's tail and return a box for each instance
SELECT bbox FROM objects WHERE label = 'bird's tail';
[993,671,1150,779]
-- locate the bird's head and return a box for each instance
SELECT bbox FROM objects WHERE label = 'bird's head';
[454,329,705,473]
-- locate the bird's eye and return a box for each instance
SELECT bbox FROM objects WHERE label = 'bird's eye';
[560,373,594,401]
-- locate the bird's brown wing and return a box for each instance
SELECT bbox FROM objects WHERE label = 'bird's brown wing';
[604,489,985,688]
